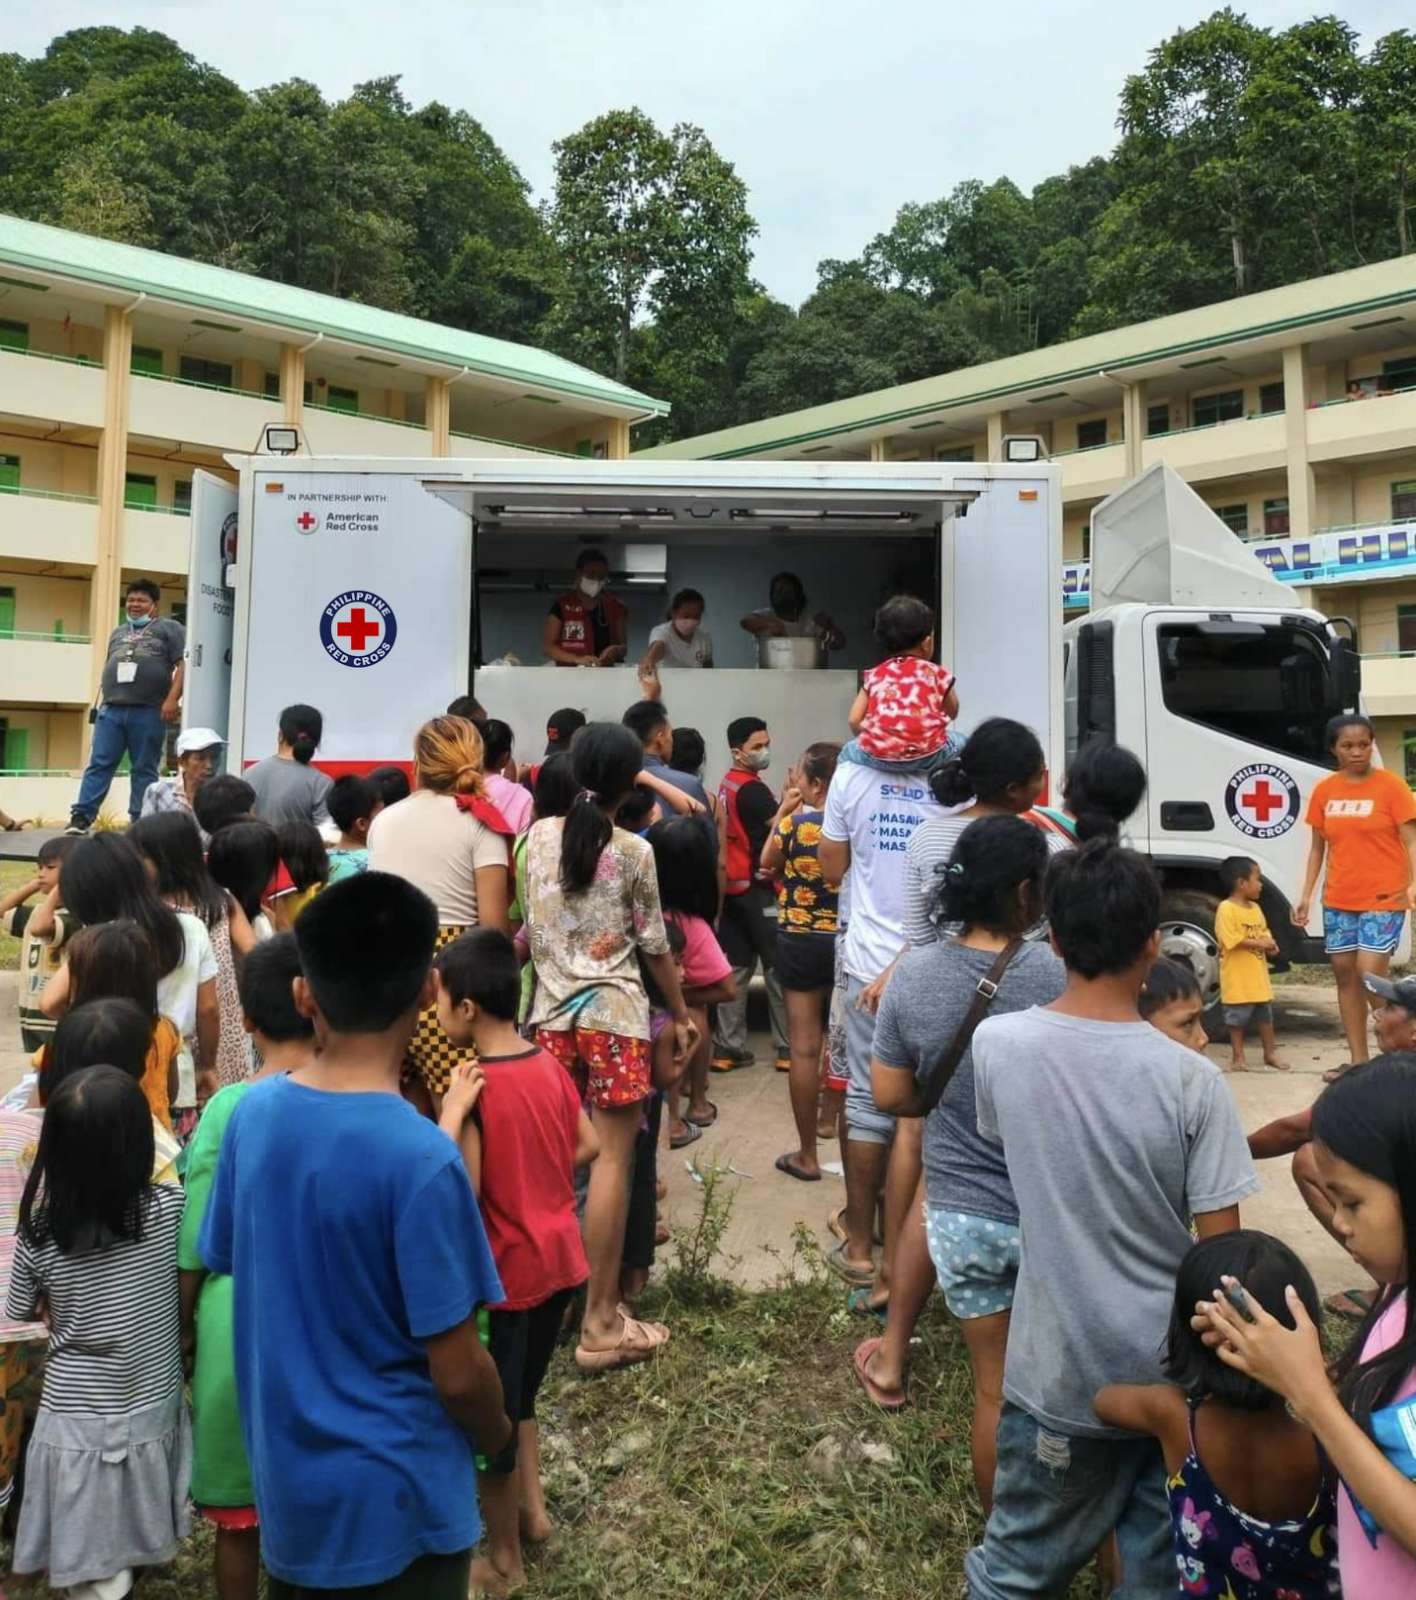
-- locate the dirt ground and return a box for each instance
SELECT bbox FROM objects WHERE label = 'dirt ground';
[0,973,1361,1302]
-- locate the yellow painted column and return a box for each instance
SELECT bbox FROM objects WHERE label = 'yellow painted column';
[606,417,631,461]
[1282,344,1315,542]
[85,304,134,753]
[425,376,451,457]
[279,344,306,428]
[986,410,1011,461]
[1120,378,1147,479]
[869,439,887,463]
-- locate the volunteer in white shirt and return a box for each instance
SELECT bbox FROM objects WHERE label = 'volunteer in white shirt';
[638,588,712,694]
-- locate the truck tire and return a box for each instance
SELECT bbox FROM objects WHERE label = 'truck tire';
[1156,888,1226,1040]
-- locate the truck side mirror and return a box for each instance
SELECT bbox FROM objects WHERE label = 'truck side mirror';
[1331,634,1362,712]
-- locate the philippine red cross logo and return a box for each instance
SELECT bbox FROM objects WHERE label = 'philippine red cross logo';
[1225,762,1299,840]
[295,509,320,535]
[319,591,397,668]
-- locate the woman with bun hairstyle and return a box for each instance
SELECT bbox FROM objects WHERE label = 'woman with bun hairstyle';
[244,704,333,829]
[368,716,512,1096]
[1032,738,1147,845]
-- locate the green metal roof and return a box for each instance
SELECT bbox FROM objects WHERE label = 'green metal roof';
[0,213,667,418]
[638,253,1416,458]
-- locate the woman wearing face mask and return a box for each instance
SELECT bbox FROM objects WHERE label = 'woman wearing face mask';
[638,589,712,693]
[543,548,628,668]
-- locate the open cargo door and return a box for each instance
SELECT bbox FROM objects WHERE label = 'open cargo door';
[183,470,238,742]
[1091,462,1291,612]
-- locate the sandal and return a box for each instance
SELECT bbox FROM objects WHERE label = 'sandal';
[669,1120,702,1151]
[847,1287,889,1320]
[826,1240,875,1288]
[853,1336,907,1411]
[775,1153,822,1183]
[684,1100,718,1128]
[827,1204,848,1243]
[1325,1287,1375,1320]
[575,1313,670,1373]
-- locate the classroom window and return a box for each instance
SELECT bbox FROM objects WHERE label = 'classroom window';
[130,346,163,376]
[0,320,28,353]
[1405,731,1416,786]
[1399,605,1416,656]
[179,356,233,389]
[1158,621,1333,766]
[0,455,18,493]
[1263,498,1290,537]
[1258,381,1285,414]
[0,586,14,638]
[934,445,975,461]
[264,371,281,399]
[0,720,28,771]
[1146,402,1171,436]
[123,473,158,510]
[1076,418,1108,450]
[174,480,192,512]
[325,386,358,414]
[1213,504,1249,536]
[1192,389,1244,427]
[1393,480,1416,522]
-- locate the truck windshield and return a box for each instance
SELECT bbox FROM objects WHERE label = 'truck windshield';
[1157,621,1335,768]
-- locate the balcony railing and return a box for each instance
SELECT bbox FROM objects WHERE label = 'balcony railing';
[449,431,577,458]
[123,500,191,516]
[0,483,99,506]
[305,400,426,430]
[0,346,102,370]
[0,630,91,644]
[132,369,270,402]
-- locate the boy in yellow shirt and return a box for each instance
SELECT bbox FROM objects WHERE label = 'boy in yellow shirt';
[1216,856,1289,1071]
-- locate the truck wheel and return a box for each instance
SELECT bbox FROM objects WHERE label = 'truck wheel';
[1157,888,1225,1039]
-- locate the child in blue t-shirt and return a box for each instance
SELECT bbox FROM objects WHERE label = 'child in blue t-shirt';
[325,774,382,884]
[199,872,511,1599]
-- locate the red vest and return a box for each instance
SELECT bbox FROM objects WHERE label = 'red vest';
[718,767,761,895]
[554,591,626,657]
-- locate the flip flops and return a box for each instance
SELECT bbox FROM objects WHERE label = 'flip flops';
[575,1312,670,1373]
[826,1240,875,1288]
[853,1336,907,1411]
[669,1120,702,1150]
[775,1153,821,1182]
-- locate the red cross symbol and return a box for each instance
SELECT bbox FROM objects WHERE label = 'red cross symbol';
[296,511,317,531]
[1240,780,1284,822]
[336,607,381,652]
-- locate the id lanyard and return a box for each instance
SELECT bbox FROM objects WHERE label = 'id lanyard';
[115,622,150,685]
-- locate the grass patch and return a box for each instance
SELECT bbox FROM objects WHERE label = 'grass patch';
[2,1246,1108,1597]
[0,860,38,971]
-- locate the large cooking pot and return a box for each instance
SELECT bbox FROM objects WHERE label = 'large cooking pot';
[758,634,827,670]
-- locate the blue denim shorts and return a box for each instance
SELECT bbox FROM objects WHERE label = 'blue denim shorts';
[924,1205,1020,1319]
[1323,908,1405,955]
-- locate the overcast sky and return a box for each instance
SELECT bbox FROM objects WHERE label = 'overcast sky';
[10,1,1411,306]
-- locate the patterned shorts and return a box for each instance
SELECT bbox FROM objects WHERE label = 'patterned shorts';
[924,1205,1021,1320]
[1323,908,1405,955]
[406,925,479,1095]
[536,1025,652,1110]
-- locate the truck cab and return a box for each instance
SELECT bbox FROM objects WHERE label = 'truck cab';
[1065,464,1364,1005]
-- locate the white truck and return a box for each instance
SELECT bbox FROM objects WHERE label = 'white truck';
[187,449,1361,1009]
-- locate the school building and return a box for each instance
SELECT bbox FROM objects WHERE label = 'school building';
[639,256,1416,778]
[0,214,665,819]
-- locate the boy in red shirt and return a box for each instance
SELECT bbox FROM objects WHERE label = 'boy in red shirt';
[436,929,599,1594]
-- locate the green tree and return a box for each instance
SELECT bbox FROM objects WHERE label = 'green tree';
[1361,31,1416,256]
[52,144,153,243]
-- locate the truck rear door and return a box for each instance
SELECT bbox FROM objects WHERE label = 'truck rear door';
[183,470,238,744]
[1141,608,1334,943]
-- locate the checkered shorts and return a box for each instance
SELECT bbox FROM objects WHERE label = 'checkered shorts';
[406,925,478,1095]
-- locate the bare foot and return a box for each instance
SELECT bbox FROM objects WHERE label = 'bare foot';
[470,1553,525,1595]
[1228,1060,1250,1073]
[1263,1055,1293,1072]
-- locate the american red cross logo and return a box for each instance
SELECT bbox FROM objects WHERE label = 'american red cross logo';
[336,607,381,652]
[1239,780,1283,822]
[296,511,318,532]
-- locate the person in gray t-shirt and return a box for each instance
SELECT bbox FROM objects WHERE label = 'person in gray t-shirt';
[68,578,186,831]
[245,703,333,829]
[965,843,1258,1600]
[871,816,1065,1494]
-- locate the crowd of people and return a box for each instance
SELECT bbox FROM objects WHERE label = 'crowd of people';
[0,574,1413,1600]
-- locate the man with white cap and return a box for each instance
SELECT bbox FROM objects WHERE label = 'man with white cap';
[139,726,226,845]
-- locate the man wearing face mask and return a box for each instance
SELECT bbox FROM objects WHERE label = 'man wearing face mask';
[543,548,628,667]
[740,572,846,651]
[713,716,791,1073]
[67,577,185,833]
